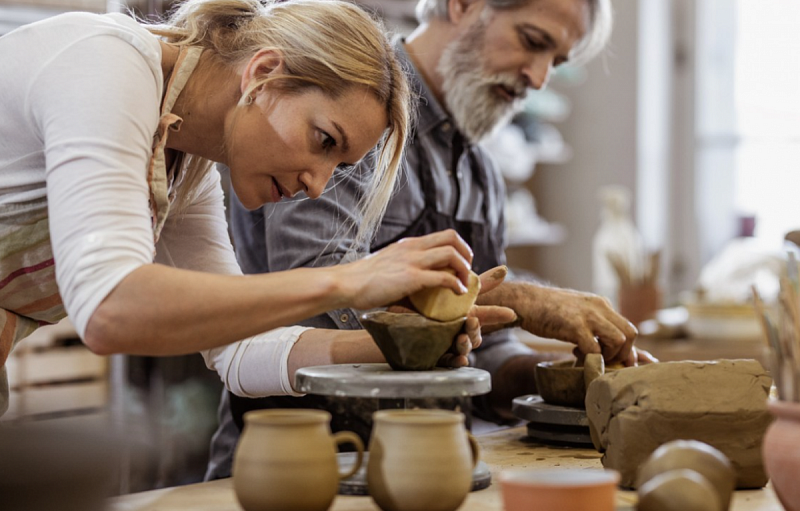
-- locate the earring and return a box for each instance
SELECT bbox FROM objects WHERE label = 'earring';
[244,94,254,106]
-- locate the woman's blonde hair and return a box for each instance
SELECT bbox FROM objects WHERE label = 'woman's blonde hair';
[147,0,410,247]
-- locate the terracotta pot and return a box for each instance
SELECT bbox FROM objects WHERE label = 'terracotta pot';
[499,468,619,511]
[367,409,479,511]
[233,409,363,511]
[763,399,800,511]
[618,283,661,327]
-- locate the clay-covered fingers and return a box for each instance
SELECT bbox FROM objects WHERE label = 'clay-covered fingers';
[632,346,658,366]
[600,317,638,365]
[588,316,633,364]
[464,316,481,350]
[437,333,471,368]
[468,304,517,334]
[478,266,509,295]
[437,317,480,368]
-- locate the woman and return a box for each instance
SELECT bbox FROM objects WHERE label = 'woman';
[0,0,507,413]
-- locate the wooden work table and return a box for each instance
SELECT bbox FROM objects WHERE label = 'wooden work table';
[108,426,783,511]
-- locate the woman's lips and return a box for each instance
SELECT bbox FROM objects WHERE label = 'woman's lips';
[271,177,283,202]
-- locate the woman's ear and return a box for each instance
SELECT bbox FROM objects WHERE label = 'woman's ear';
[240,49,285,96]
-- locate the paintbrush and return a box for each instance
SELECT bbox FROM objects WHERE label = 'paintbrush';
[607,252,632,287]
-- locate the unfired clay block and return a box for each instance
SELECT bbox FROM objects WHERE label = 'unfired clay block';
[409,270,480,322]
[585,359,773,489]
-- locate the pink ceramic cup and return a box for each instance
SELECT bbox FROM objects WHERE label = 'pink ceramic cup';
[763,399,800,511]
[499,468,620,511]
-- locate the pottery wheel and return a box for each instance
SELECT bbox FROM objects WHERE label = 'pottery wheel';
[337,452,492,496]
[511,394,594,447]
[295,363,492,398]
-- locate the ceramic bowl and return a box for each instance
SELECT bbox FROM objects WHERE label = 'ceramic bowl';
[360,311,465,371]
[534,359,586,407]
[684,301,762,342]
[499,468,620,511]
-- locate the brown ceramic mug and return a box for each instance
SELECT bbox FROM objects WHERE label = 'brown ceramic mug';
[233,409,364,511]
[367,409,479,511]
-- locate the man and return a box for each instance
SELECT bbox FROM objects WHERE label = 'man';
[206,0,649,480]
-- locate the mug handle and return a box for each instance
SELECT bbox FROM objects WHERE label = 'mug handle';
[466,432,480,469]
[333,431,364,480]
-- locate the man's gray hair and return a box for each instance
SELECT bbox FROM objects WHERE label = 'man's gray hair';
[414,0,612,64]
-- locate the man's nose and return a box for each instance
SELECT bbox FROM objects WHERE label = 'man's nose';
[521,57,553,90]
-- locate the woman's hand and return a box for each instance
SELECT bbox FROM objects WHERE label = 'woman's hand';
[333,229,474,311]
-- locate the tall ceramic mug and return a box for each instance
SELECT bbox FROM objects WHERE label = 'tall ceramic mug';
[233,409,364,511]
[367,409,479,511]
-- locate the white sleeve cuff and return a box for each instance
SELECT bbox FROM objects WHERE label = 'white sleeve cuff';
[200,325,312,398]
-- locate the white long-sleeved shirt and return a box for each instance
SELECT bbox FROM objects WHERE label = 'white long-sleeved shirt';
[0,11,305,397]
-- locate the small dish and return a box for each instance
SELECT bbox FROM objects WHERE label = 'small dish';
[360,311,465,371]
[534,359,586,407]
[499,468,620,511]
[684,301,762,342]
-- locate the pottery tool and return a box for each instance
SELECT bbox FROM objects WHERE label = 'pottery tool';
[607,252,632,287]
[753,259,800,402]
[607,249,661,287]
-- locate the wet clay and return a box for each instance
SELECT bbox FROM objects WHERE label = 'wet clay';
[360,311,465,371]
[585,359,772,489]
[409,270,480,322]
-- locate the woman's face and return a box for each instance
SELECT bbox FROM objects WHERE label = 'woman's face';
[226,84,387,210]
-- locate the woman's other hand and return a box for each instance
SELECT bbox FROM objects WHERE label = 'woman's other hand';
[335,229,473,310]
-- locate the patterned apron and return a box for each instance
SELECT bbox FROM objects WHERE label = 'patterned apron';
[0,46,203,416]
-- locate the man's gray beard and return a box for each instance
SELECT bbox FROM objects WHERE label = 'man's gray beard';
[438,18,525,143]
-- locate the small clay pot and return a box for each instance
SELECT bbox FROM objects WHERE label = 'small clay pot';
[637,469,720,511]
[360,311,465,371]
[534,359,586,407]
[636,439,735,510]
[535,354,613,408]
[762,399,800,511]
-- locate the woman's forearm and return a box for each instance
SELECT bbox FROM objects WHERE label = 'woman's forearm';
[287,328,383,386]
[83,263,349,355]
[83,229,474,357]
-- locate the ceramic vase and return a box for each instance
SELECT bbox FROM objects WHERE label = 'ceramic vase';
[233,409,363,511]
[367,409,479,511]
[762,399,800,511]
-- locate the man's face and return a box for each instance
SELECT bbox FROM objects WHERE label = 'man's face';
[438,0,589,142]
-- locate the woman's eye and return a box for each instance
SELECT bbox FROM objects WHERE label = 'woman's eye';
[321,131,337,150]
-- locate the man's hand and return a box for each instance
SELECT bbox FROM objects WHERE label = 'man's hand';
[478,282,639,366]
